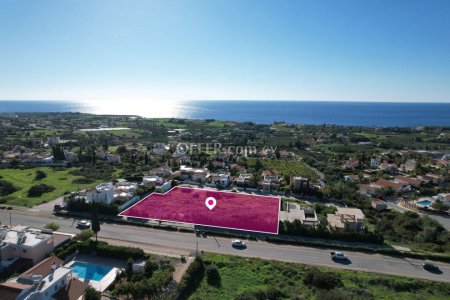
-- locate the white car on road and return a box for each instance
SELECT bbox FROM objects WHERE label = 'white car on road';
[330,251,348,260]
[77,220,91,229]
[231,239,246,248]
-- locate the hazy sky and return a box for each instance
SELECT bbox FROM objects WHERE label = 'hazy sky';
[1,0,449,102]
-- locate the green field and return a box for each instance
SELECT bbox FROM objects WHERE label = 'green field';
[0,167,100,207]
[189,253,450,300]
[249,159,318,181]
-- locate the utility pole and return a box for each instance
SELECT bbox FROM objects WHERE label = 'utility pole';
[9,212,12,227]
[196,240,198,257]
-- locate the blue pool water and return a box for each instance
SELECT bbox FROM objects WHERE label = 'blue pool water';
[417,200,432,206]
[71,262,112,281]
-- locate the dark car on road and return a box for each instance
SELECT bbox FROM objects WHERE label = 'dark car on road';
[423,262,441,273]
[53,204,65,211]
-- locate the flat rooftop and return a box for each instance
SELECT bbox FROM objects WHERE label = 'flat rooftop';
[2,229,51,248]
[119,187,280,234]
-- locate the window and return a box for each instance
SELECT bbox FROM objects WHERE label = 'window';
[22,249,27,253]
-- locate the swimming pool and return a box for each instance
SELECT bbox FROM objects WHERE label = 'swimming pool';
[417,200,432,207]
[71,262,113,281]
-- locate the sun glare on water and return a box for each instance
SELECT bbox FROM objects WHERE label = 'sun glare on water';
[78,100,191,118]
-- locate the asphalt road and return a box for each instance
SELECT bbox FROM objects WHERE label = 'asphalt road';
[2,211,450,283]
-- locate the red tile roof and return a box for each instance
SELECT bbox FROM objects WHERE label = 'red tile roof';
[395,176,423,186]
[373,179,403,189]
[22,256,63,277]
[53,278,90,300]
[0,282,31,300]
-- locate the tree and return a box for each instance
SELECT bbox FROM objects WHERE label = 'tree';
[78,146,83,163]
[91,146,96,165]
[116,145,128,154]
[52,145,65,161]
[126,257,134,280]
[84,286,101,300]
[144,150,149,165]
[431,200,449,213]
[91,202,100,242]
[28,184,55,197]
[254,159,263,171]
[144,259,158,277]
[206,264,221,287]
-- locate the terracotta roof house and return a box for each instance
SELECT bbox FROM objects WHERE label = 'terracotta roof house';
[20,256,63,278]
[53,278,90,300]
[394,176,424,187]
[0,282,32,300]
[0,257,89,300]
[372,179,411,192]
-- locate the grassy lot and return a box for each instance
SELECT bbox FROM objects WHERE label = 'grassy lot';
[249,159,318,181]
[149,118,188,128]
[0,167,100,207]
[207,120,236,128]
[189,253,450,300]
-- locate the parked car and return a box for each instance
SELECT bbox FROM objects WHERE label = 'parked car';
[53,204,65,211]
[231,239,246,248]
[330,251,348,260]
[423,262,440,273]
[77,220,91,229]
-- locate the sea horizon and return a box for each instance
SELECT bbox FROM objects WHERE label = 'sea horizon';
[1,99,450,127]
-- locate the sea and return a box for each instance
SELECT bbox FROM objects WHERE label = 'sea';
[0,100,449,127]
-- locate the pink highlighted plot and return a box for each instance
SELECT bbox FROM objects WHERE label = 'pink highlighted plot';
[119,187,280,234]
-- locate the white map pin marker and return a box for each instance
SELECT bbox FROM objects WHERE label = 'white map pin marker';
[205,197,217,210]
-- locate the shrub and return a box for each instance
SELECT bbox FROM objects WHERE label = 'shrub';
[316,289,352,300]
[54,240,78,260]
[206,264,221,287]
[77,240,144,260]
[44,222,60,231]
[303,269,341,290]
[35,170,47,180]
[0,179,19,196]
[235,287,285,300]
[27,184,55,197]
[72,178,95,184]
[78,229,93,241]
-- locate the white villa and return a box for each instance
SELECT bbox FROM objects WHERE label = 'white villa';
[86,183,114,205]
[0,226,54,266]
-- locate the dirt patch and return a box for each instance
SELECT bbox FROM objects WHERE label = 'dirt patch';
[173,256,194,283]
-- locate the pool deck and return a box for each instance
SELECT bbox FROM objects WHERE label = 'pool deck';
[65,254,126,292]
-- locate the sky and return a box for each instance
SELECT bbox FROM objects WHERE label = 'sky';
[0,0,449,102]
